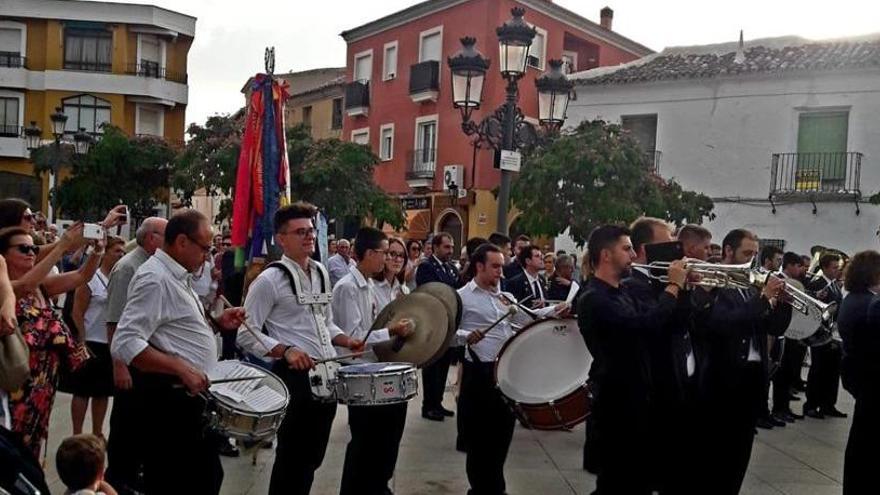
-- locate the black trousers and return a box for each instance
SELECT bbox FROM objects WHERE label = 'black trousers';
[591,397,653,495]
[844,397,878,495]
[649,382,699,495]
[138,373,223,495]
[806,341,842,411]
[773,338,806,413]
[339,403,408,495]
[421,347,454,412]
[105,366,144,495]
[695,364,764,495]
[459,360,515,495]
[269,363,337,495]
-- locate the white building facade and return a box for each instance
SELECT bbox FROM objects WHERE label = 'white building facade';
[566,36,880,255]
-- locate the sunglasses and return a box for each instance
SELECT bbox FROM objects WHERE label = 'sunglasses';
[186,235,213,254]
[388,251,406,260]
[12,244,39,255]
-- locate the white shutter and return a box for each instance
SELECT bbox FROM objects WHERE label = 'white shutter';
[138,106,162,136]
[354,54,372,82]
[420,32,441,62]
[140,35,160,63]
[0,28,21,53]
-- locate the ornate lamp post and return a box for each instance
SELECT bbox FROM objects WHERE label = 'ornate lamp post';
[448,7,572,234]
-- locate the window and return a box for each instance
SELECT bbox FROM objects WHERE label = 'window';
[138,34,163,77]
[527,27,547,70]
[62,94,111,134]
[0,172,41,210]
[302,106,312,128]
[622,114,659,171]
[758,239,786,253]
[383,41,398,80]
[0,97,19,137]
[351,128,369,146]
[561,51,578,74]
[415,115,438,168]
[0,25,24,68]
[64,27,112,72]
[354,50,373,82]
[331,98,343,129]
[379,124,394,161]
[796,111,849,190]
[135,104,164,137]
[419,27,443,62]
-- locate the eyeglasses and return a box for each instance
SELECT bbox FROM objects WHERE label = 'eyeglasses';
[282,227,316,237]
[11,244,39,255]
[222,242,232,247]
[410,246,421,251]
[388,251,406,260]
[186,235,213,254]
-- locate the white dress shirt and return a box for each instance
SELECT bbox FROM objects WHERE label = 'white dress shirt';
[327,253,356,287]
[374,276,410,312]
[524,270,545,300]
[455,280,557,362]
[111,249,218,372]
[332,266,390,346]
[83,271,109,343]
[238,255,342,359]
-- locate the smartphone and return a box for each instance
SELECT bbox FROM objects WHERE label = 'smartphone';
[83,223,105,240]
[645,241,685,264]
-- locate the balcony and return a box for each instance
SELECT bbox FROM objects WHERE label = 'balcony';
[0,126,26,158]
[643,149,661,175]
[125,63,188,84]
[769,152,862,213]
[63,60,112,72]
[406,148,436,189]
[344,80,370,117]
[409,61,440,103]
[0,53,26,68]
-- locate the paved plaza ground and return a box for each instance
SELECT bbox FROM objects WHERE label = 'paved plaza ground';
[40,373,852,495]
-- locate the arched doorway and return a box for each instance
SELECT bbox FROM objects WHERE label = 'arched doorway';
[436,209,463,257]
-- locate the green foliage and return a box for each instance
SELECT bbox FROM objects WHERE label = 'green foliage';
[510,120,714,246]
[52,125,176,221]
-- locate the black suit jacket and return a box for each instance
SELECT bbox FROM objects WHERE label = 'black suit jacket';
[503,261,523,280]
[838,291,880,399]
[505,270,538,303]
[691,286,792,401]
[547,277,574,302]
[415,256,460,288]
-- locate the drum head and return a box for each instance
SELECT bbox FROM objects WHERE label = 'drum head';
[339,362,413,375]
[209,361,290,413]
[372,293,450,367]
[785,311,820,340]
[495,319,591,404]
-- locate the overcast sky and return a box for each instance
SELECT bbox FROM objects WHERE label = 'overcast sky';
[111,0,879,129]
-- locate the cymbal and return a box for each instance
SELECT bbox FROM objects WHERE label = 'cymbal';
[413,282,462,362]
[371,292,450,368]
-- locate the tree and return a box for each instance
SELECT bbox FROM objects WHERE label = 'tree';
[51,125,176,221]
[510,120,714,245]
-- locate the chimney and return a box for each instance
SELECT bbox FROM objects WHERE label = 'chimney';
[600,7,613,30]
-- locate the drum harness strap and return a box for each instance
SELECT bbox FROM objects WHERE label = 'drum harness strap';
[265,260,335,360]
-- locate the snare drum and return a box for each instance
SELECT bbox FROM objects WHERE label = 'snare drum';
[334,362,418,406]
[495,318,592,430]
[205,361,290,442]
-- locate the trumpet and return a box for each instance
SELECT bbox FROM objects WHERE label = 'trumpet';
[748,270,838,324]
[631,259,754,289]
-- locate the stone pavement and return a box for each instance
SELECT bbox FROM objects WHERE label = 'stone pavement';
[40,375,851,495]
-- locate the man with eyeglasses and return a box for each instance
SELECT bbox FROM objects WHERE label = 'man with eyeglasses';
[331,226,414,495]
[237,203,363,495]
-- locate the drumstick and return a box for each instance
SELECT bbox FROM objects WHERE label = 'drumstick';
[313,349,375,364]
[501,293,539,320]
[478,306,518,337]
[218,295,272,355]
[172,375,263,389]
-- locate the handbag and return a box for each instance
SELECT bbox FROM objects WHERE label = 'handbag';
[0,328,29,392]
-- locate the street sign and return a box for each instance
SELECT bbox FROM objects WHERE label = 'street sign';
[401,196,430,210]
[499,150,522,172]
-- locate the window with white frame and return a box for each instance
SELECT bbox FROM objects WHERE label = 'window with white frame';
[62,94,111,134]
[527,27,547,70]
[0,97,20,136]
[415,115,438,169]
[0,23,25,68]
[64,27,112,72]
[138,34,163,77]
[379,124,394,161]
[419,27,443,62]
[136,104,164,137]
[351,128,370,146]
[383,41,398,80]
[354,51,373,82]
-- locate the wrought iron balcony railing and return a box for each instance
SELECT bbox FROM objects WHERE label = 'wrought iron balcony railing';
[407,148,437,180]
[409,61,440,95]
[344,80,370,110]
[125,63,188,84]
[0,52,25,68]
[0,125,22,138]
[769,151,862,213]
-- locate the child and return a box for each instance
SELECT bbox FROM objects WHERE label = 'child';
[55,434,117,495]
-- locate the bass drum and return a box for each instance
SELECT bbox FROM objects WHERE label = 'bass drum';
[494,318,592,430]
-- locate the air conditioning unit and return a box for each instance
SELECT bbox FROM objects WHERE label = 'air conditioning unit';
[443,165,465,196]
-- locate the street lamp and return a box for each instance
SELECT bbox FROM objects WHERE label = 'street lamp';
[448,7,570,235]
[50,106,68,139]
[73,127,94,155]
[23,121,42,151]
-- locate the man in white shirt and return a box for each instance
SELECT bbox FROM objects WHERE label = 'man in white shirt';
[332,226,413,495]
[237,203,362,495]
[457,243,565,495]
[327,239,355,287]
[110,210,246,495]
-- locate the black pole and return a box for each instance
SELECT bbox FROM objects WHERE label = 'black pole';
[51,137,60,223]
[497,77,519,235]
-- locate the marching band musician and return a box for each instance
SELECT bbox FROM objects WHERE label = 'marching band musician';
[110,210,247,494]
[690,229,791,495]
[456,243,567,495]
[331,226,414,495]
[237,202,363,495]
[577,225,688,495]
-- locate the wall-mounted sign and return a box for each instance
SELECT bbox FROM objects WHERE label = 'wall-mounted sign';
[499,150,522,172]
[401,196,430,210]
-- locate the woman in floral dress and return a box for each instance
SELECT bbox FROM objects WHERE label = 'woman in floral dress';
[0,223,100,458]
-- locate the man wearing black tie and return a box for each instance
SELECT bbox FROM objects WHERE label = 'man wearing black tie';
[506,245,546,307]
[804,253,847,419]
[691,229,791,495]
[416,232,459,421]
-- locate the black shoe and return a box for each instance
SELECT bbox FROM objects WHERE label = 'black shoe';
[756,417,775,429]
[804,407,825,419]
[773,411,795,424]
[218,441,240,457]
[787,409,805,420]
[823,407,848,418]
[768,415,786,427]
[438,406,455,417]
[422,409,445,421]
